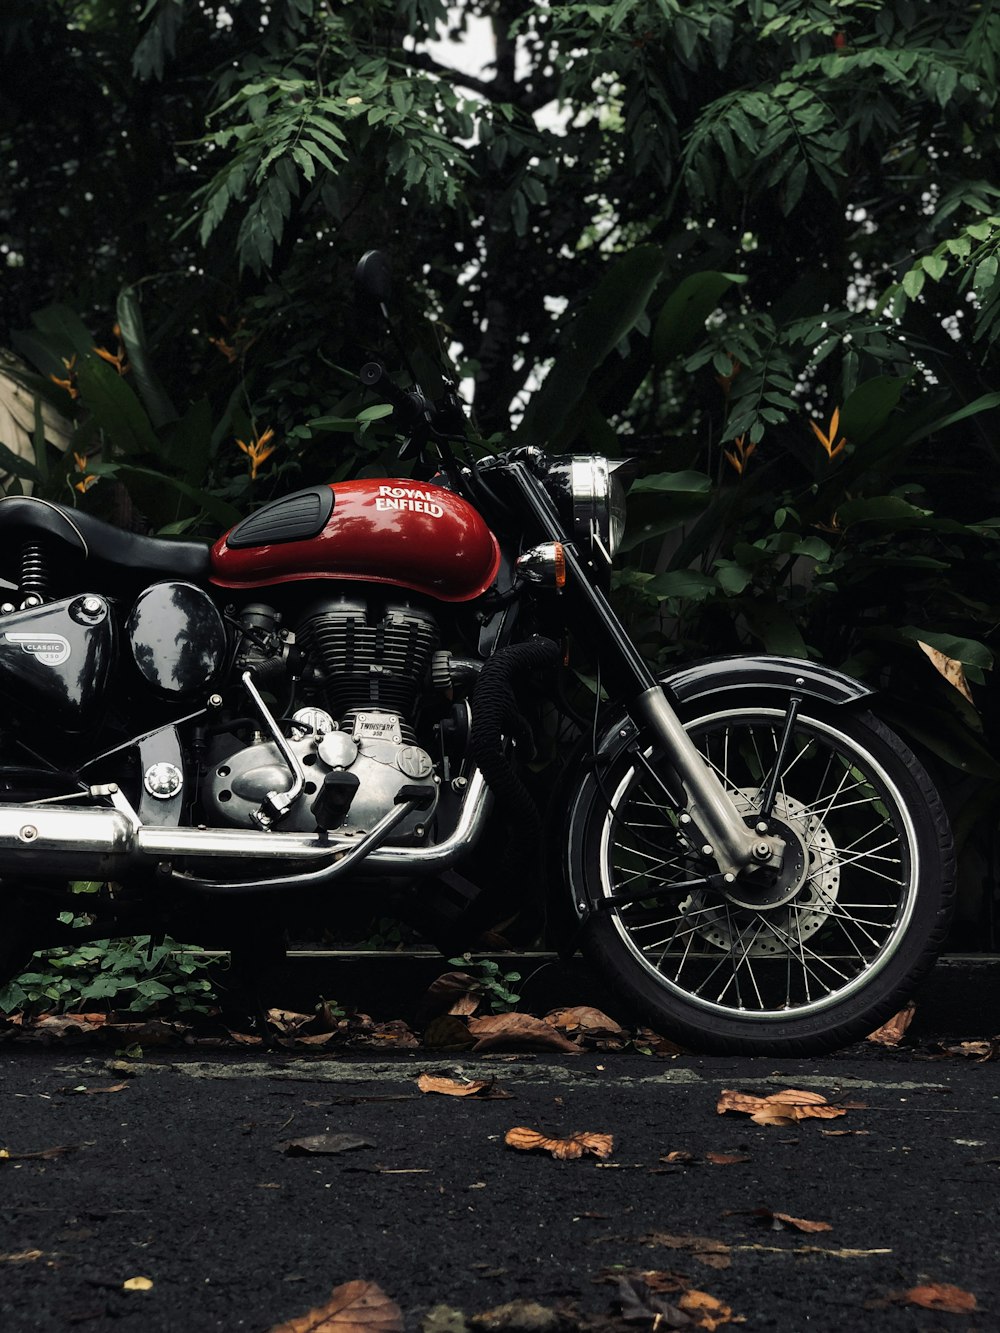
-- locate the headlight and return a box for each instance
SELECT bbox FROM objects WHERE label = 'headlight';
[544,455,630,561]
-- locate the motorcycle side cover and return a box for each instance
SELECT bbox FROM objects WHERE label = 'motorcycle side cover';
[210,480,502,602]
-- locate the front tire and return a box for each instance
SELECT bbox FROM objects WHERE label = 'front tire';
[570,696,955,1055]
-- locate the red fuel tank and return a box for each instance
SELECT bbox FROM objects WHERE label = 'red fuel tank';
[210,480,501,603]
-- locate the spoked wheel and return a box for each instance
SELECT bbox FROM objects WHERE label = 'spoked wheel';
[572,697,955,1054]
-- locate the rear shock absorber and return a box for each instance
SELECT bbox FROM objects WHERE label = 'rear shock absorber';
[19,542,49,607]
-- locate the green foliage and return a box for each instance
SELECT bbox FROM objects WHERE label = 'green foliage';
[449,954,523,1014]
[0,921,217,1017]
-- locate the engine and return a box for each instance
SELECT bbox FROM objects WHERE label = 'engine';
[201,597,443,839]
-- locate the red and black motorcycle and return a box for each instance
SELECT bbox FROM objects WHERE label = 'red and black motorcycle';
[0,257,955,1053]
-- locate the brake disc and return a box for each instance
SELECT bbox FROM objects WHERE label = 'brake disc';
[678,789,839,956]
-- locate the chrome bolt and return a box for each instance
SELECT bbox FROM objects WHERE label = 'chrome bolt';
[679,813,692,825]
[753,841,773,860]
[19,825,37,842]
[701,844,714,857]
[208,694,223,708]
[724,872,736,883]
[451,776,468,792]
[82,596,103,615]
[755,821,769,833]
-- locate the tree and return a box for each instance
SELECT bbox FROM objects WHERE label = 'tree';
[4,0,1000,936]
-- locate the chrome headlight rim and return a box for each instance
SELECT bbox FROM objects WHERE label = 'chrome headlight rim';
[545,454,629,562]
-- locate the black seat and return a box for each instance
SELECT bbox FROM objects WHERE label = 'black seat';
[0,495,211,589]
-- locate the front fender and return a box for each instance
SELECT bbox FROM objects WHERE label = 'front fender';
[590,654,873,760]
[548,655,875,943]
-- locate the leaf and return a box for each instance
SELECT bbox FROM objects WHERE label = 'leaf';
[866,1001,917,1047]
[750,1208,832,1234]
[838,374,910,443]
[267,1279,403,1332]
[274,1134,375,1156]
[122,1276,154,1291]
[677,1287,741,1330]
[704,1152,750,1165]
[421,1015,476,1051]
[0,1144,79,1162]
[504,1126,613,1160]
[116,286,178,428]
[904,1283,977,1313]
[641,1233,732,1269]
[467,1013,581,1054]
[917,642,975,704]
[0,1249,44,1264]
[652,271,746,365]
[545,1006,627,1042]
[415,1074,509,1099]
[516,244,666,445]
[717,1088,848,1125]
[57,1083,130,1096]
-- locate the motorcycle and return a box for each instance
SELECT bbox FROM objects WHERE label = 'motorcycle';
[0,253,955,1054]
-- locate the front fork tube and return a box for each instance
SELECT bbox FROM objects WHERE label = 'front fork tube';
[508,460,785,878]
[630,685,784,879]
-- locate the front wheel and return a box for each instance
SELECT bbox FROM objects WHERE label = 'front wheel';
[569,696,956,1055]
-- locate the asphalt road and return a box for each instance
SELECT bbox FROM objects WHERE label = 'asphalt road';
[1,1041,997,1332]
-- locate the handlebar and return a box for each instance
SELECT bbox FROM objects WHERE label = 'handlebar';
[359,361,429,427]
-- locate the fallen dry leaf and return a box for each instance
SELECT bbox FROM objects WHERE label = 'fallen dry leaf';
[122,1276,153,1291]
[748,1207,832,1234]
[866,1001,916,1047]
[416,1073,509,1099]
[0,1144,78,1163]
[421,970,483,1019]
[468,1013,580,1054]
[545,1006,627,1042]
[941,1038,1000,1062]
[421,1014,476,1051]
[57,1083,129,1096]
[0,1249,44,1264]
[634,1026,687,1056]
[661,1150,699,1164]
[678,1287,742,1330]
[918,640,974,704]
[705,1152,751,1165]
[274,1134,375,1156]
[267,1279,403,1332]
[504,1126,613,1160]
[717,1088,847,1125]
[641,1233,732,1269]
[905,1282,977,1314]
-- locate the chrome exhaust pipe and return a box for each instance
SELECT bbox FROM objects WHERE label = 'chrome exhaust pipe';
[0,770,493,882]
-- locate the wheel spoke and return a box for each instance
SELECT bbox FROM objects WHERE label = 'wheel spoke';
[596,702,927,1024]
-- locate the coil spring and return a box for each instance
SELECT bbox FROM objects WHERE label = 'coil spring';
[20,542,49,602]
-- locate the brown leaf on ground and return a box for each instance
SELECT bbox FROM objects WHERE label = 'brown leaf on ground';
[266,1008,316,1034]
[866,1001,916,1046]
[747,1207,832,1233]
[56,1082,129,1096]
[416,1073,510,1099]
[469,1299,564,1330]
[274,1134,375,1156]
[468,1013,581,1054]
[634,1027,688,1056]
[660,1150,699,1164]
[595,1268,689,1294]
[941,1038,1000,1061]
[717,1088,847,1125]
[905,1283,977,1313]
[545,1006,627,1044]
[0,1249,44,1264]
[122,1276,154,1291]
[0,1144,78,1163]
[678,1288,743,1330]
[641,1233,732,1269]
[421,970,484,1019]
[704,1152,751,1166]
[229,1030,265,1046]
[421,1014,477,1051]
[504,1126,613,1160]
[267,1279,403,1332]
[351,1020,420,1050]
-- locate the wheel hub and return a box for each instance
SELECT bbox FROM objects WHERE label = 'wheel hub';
[680,789,840,954]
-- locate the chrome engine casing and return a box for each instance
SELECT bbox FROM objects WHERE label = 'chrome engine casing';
[200,596,443,840]
[203,710,438,839]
